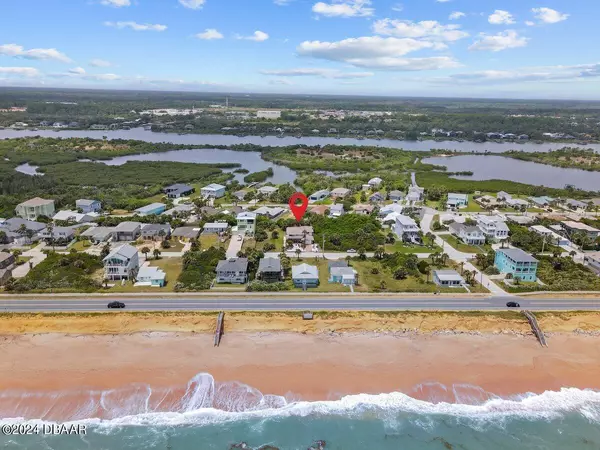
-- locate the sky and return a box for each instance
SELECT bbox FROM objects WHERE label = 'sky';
[0,0,596,99]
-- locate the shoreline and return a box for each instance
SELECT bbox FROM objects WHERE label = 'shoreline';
[1,332,600,422]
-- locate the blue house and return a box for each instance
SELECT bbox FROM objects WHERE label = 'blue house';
[135,266,166,287]
[447,193,468,208]
[328,261,357,286]
[494,248,538,282]
[134,203,167,216]
[292,263,319,288]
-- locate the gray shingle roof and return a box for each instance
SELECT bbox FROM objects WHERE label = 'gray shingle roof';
[258,257,281,273]
[217,258,249,272]
[497,247,538,263]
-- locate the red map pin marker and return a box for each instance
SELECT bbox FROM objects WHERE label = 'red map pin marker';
[289,192,309,222]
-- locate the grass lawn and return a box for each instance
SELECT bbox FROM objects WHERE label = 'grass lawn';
[462,202,485,212]
[439,234,490,254]
[242,233,284,252]
[17,256,32,264]
[70,240,93,252]
[106,257,183,293]
[351,260,441,293]
[289,258,354,293]
[163,239,186,252]
[385,241,441,254]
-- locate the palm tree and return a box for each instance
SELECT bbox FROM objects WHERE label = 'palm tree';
[441,253,449,265]
[459,261,465,275]
[158,229,166,241]
[569,250,577,260]
[426,232,435,247]
[295,248,302,260]
[153,248,161,260]
[379,280,387,290]
[141,246,151,260]
[374,246,384,260]
[45,222,55,252]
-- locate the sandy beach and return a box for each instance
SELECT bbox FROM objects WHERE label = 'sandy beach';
[2,311,600,421]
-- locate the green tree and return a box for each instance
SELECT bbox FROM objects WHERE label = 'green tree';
[153,248,161,260]
[141,246,151,260]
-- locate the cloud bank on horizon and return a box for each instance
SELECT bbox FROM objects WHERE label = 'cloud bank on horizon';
[0,0,592,99]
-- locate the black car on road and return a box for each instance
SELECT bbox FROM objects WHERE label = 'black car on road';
[107,301,126,309]
[506,301,520,308]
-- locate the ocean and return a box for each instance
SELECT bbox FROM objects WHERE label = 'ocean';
[1,373,600,450]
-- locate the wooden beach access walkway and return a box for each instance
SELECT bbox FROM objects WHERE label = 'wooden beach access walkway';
[522,310,547,347]
[214,311,224,347]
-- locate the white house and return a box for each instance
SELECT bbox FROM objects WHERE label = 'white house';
[237,211,257,235]
[256,110,281,119]
[449,222,486,245]
[53,210,95,224]
[309,190,330,203]
[331,187,351,199]
[407,186,424,202]
[433,270,465,287]
[103,244,139,281]
[203,222,230,234]
[328,204,344,218]
[393,214,421,243]
[76,199,101,214]
[530,225,570,246]
[475,215,509,242]
[257,186,278,196]
[201,183,226,199]
[135,265,166,287]
[368,177,383,187]
[379,203,403,217]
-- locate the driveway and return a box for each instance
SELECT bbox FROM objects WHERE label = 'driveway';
[11,243,48,279]
[226,234,244,258]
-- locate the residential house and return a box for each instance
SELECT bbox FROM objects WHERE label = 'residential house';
[171,227,200,241]
[506,198,530,208]
[449,222,486,245]
[257,186,278,196]
[162,204,194,216]
[292,263,319,288]
[134,265,166,287]
[201,183,226,199]
[433,269,465,287]
[52,210,94,224]
[353,204,374,215]
[286,226,314,246]
[203,222,229,234]
[103,244,140,281]
[38,226,75,244]
[216,258,249,284]
[15,197,55,220]
[561,221,600,240]
[565,199,588,210]
[112,221,142,242]
[506,214,535,225]
[328,204,344,218]
[308,190,330,203]
[330,187,351,199]
[0,252,16,286]
[369,192,385,203]
[388,190,405,202]
[0,218,45,245]
[394,215,421,243]
[76,199,101,214]
[134,203,166,216]
[80,226,114,244]
[494,248,538,282]
[257,257,283,283]
[237,211,257,235]
[233,190,248,201]
[368,177,383,187]
[163,183,195,199]
[529,196,554,208]
[475,215,509,242]
[379,203,403,217]
[446,193,468,209]
[530,225,570,246]
[254,206,285,219]
[141,223,171,240]
[309,205,328,216]
[256,110,281,119]
[407,186,424,202]
[199,206,219,217]
[328,261,357,286]
[497,191,511,202]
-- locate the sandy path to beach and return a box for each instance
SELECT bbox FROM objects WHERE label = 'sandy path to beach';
[1,332,599,404]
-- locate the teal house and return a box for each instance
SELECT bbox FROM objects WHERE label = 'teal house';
[494,248,538,282]
[328,261,357,286]
[135,266,167,287]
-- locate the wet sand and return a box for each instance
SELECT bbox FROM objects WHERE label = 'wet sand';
[1,332,599,410]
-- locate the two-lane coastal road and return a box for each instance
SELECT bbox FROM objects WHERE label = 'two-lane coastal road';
[1,296,600,312]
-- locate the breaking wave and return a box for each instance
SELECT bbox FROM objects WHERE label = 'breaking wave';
[1,373,600,429]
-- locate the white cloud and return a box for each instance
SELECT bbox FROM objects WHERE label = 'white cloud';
[104,21,167,31]
[429,63,600,85]
[236,31,269,42]
[100,0,131,7]
[0,66,41,77]
[488,10,515,25]
[269,78,294,85]
[90,59,112,67]
[469,30,528,52]
[436,0,451,2]
[391,3,403,12]
[50,70,121,81]
[261,68,373,79]
[273,0,294,4]
[312,0,374,18]
[195,28,223,40]
[297,36,460,70]
[179,0,206,9]
[449,11,465,20]
[68,67,86,75]
[372,19,469,42]
[525,21,535,27]
[532,7,569,24]
[0,43,72,63]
